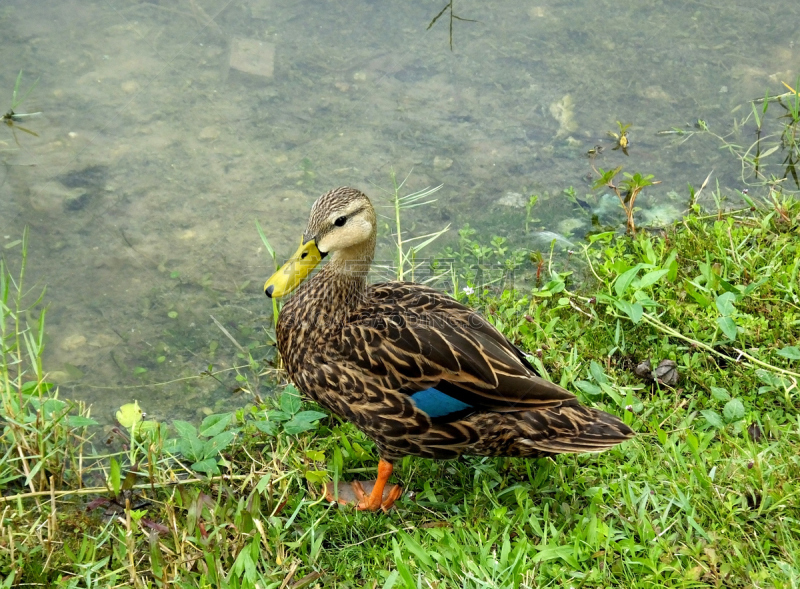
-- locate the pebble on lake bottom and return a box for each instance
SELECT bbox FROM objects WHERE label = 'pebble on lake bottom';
[230,37,275,78]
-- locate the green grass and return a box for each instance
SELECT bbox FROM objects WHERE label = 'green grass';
[1,193,798,588]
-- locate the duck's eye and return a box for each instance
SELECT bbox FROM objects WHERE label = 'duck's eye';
[334,216,347,227]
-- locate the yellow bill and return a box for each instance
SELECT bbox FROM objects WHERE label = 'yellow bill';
[264,237,324,298]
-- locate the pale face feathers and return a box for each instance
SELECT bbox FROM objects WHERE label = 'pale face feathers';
[306,188,377,265]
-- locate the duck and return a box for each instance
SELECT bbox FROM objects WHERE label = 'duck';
[264,187,634,511]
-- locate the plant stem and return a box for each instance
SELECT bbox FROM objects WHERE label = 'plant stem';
[640,312,800,379]
[393,175,404,281]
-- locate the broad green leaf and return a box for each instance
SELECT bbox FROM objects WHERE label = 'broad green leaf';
[172,420,198,440]
[599,383,623,406]
[717,316,738,340]
[255,474,272,493]
[715,291,737,316]
[710,387,731,402]
[641,236,658,265]
[723,398,745,422]
[589,361,608,385]
[283,417,320,436]
[664,250,679,282]
[759,144,781,158]
[279,387,302,414]
[179,435,206,462]
[634,268,669,289]
[574,380,602,398]
[777,346,800,360]
[267,410,291,423]
[543,278,565,294]
[294,410,328,422]
[531,288,554,298]
[24,461,44,488]
[631,290,658,307]
[381,571,399,589]
[202,431,236,458]
[615,300,643,324]
[200,413,232,438]
[701,409,724,428]
[306,449,325,462]
[742,276,769,296]
[717,278,741,297]
[588,231,615,244]
[755,369,781,386]
[254,421,276,436]
[392,539,416,589]
[40,399,68,416]
[533,279,565,297]
[191,458,219,474]
[21,380,53,394]
[686,431,699,453]
[615,263,645,297]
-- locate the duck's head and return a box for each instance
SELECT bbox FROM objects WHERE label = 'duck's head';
[264,187,377,298]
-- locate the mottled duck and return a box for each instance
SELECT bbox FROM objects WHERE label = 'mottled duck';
[264,187,634,511]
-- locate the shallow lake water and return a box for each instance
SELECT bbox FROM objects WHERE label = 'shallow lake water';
[0,0,797,422]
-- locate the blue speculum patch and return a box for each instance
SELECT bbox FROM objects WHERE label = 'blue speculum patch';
[410,387,473,418]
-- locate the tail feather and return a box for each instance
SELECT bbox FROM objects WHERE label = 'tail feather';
[524,406,634,455]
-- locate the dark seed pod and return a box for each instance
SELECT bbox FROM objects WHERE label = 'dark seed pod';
[747,422,763,442]
[654,359,679,386]
[634,359,653,381]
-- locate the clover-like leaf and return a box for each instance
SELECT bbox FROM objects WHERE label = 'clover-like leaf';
[776,346,800,361]
[717,316,738,340]
[701,410,724,429]
[116,401,144,430]
[279,386,302,415]
[710,386,731,402]
[715,291,737,316]
[283,410,327,436]
[722,398,745,423]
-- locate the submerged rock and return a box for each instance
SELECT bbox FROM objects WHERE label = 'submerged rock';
[433,156,453,171]
[497,192,526,208]
[61,334,87,352]
[230,37,275,78]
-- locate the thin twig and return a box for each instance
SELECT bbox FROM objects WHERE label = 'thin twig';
[210,314,247,354]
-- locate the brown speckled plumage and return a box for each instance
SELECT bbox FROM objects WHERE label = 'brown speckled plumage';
[275,188,634,464]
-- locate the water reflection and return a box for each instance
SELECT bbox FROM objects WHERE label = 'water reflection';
[0,0,797,419]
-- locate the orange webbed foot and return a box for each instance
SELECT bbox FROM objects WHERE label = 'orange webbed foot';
[323,459,401,512]
[324,480,402,511]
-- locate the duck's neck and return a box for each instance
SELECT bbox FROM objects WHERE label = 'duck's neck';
[301,237,375,324]
[326,234,375,286]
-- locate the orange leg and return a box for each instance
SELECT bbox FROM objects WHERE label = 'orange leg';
[324,459,402,512]
[353,459,401,511]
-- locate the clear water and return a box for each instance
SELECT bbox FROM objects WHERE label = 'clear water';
[1,0,797,421]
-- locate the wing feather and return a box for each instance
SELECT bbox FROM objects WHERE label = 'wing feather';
[342,282,576,412]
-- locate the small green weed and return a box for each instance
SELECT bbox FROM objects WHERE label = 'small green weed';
[2,70,41,146]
